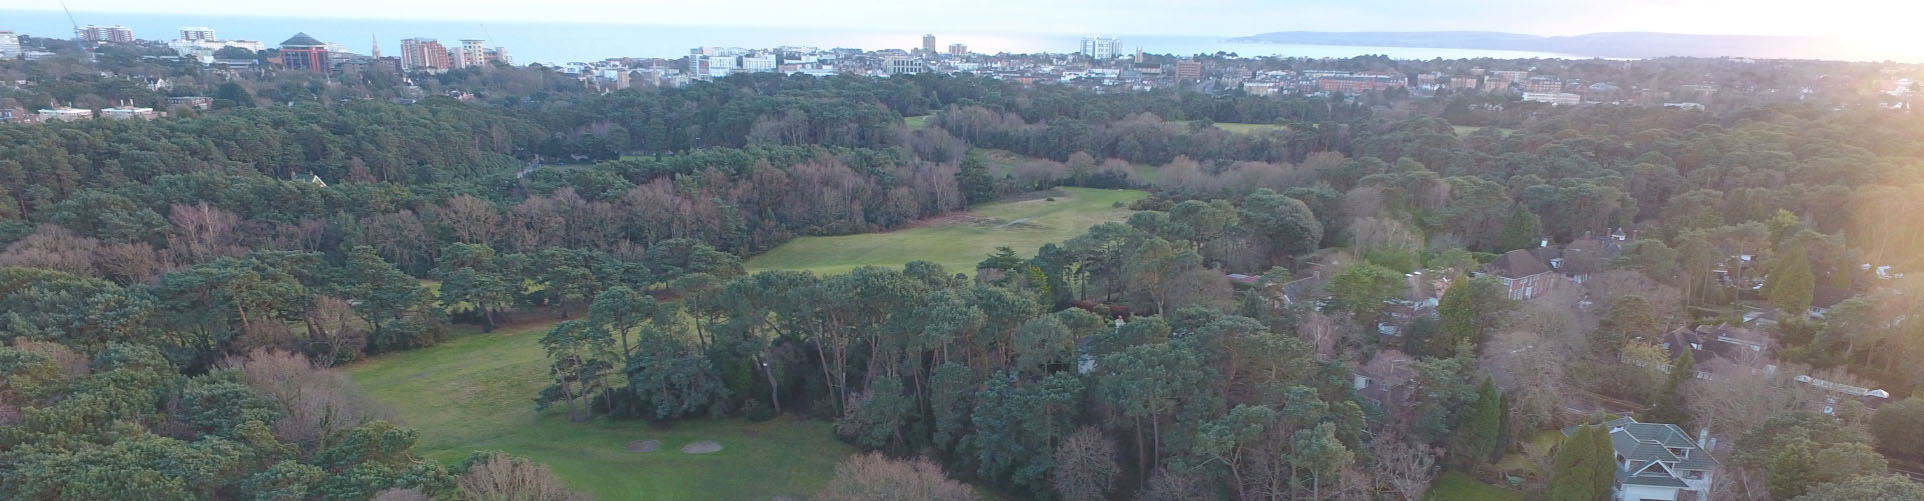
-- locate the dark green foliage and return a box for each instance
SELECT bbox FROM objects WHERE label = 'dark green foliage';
[1871,398,1924,459]
[1547,425,1614,501]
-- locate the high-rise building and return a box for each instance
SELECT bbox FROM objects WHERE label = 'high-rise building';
[279,32,331,74]
[0,31,20,60]
[454,39,486,68]
[948,43,967,55]
[1174,60,1202,80]
[922,34,936,54]
[179,27,217,41]
[399,38,452,71]
[81,25,135,43]
[1080,36,1122,60]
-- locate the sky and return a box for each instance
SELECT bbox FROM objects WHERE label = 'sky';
[15,0,1924,56]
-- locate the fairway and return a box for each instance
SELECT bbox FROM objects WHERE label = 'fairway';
[746,187,1148,275]
[347,323,853,499]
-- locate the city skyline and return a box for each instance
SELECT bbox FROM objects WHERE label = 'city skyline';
[16,0,1922,44]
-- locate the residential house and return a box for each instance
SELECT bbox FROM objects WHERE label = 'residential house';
[1566,417,1716,501]
[1353,349,1416,412]
[1482,249,1555,300]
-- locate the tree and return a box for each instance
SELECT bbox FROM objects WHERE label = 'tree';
[1370,434,1438,501]
[1794,474,1924,500]
[454,453,588,501]
[214,82,254,108]
[1241,188,1323,265]
[1052,426,1121,501]
[1647,350,1694,426]
[1767,246,1815,317]
[1433,275,1508,357]
[1594,295,1657,356]
[818,452,975,501]
[957,149,996,204]
[1870,398,1924,459]
[1327,261,1402,323]
[1547,425,1614,501]
[1453,377,1503,465]
[1497,204,1542,251]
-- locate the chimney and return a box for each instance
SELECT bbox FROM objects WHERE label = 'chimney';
[1697,428,1711,450]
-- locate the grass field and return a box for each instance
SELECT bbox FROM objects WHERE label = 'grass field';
[347,323,853,499]
[1426,472,1524,501]
[904,115,931,129]
[745,187,1148,275]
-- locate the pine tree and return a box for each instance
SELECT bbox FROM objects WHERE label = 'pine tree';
[1497,204,1543,251]
[1766,246,1815,318]
[1457,377,1504,464]
[1548,424,1615,501]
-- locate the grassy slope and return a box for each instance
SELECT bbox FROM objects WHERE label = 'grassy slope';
[1211,122,1289,134]
[1426,472,1525,501]
[745,187,1147,275]
[347,323,852,499]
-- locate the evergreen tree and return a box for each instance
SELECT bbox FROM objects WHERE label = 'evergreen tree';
[1548,424,1615,501]
[1766,246,1815,318]
[1453,377,1504,465]
[1497,204,1543,251]
[957,149,996,204]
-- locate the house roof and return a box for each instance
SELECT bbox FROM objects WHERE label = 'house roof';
[1485,249,1552,279]
[281,32,325,47]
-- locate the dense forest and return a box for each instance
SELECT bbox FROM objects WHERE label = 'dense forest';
[7,51,1924,499]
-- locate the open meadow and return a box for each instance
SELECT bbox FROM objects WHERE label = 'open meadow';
[347,322,853,499]
[745,187,1147,275]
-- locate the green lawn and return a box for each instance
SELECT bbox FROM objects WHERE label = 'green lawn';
[745,187,1148,275]
[347,323,853,499]
[1426,472,1524,501]
[904,115,931,129]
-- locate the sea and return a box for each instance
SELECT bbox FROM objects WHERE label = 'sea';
[1,10,1581,64]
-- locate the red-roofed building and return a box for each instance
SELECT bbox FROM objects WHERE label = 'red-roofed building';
[279,32,330,75]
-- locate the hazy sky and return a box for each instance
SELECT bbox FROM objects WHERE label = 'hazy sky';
[19,0,1922,42]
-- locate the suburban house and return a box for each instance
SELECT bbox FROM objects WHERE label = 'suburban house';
[1567,417,1716,501]
[1481,249,1555,300]
[1353,349,1416,416]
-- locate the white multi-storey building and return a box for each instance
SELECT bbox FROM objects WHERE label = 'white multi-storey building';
[1080,36,1122,59]
[179,27,217,41]
[0,31,20,60]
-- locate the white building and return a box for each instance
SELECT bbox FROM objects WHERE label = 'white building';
[1080,36,1122,59]
[739,54,777,72]
[0,31,20,59]
[38,107,94,122]
[80,25,134,43]
[1522,92,1582,106]
[101,106,156,120]
[179,26,217,41]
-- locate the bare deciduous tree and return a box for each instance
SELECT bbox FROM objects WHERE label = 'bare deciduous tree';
[1052,426,1121,501]
[817,452,975,501]
[167,201,241,265]
[457,454,590,501]
[94,241,165,285]
[435,194,500,245]
[1369,433,1438,500]
[223,348,396,452]
[0,225,99,277]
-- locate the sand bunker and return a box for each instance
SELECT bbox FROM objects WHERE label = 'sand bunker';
[680,440,722,454]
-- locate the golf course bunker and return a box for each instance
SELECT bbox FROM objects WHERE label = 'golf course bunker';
[680,440,722,454]
[625,440,660,452]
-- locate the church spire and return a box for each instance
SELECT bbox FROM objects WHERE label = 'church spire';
[371,34,381,58]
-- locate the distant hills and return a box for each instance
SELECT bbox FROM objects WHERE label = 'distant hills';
[1229,31,1852,60]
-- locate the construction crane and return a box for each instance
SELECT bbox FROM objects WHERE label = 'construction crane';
[57,0,91,55]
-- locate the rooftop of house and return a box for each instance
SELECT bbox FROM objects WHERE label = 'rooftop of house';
[1484,249,1552,279]
[1565,417,1718,478]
